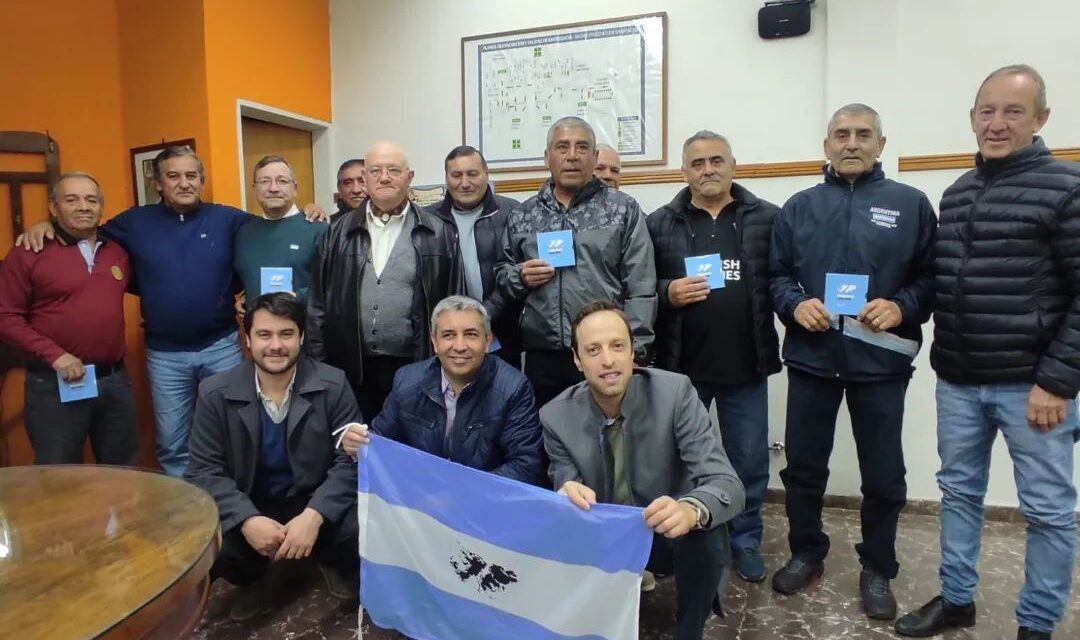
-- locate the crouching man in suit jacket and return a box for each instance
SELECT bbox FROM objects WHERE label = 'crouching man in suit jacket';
[541,299,746,640]
[185,292,361,621]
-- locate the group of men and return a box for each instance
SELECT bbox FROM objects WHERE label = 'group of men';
[0,63,1076,640]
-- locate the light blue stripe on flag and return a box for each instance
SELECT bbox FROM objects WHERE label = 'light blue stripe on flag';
[358,435,653,640]
[362,560,606,640]
[358,434,652,573]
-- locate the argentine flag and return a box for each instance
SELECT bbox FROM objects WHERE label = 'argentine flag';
[358,435,653,640]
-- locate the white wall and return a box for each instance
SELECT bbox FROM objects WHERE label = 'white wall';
[330,0,1080,507]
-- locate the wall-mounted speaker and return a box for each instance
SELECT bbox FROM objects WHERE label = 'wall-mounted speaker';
[758,0,814,39]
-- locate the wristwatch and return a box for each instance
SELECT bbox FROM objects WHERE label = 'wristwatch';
[683,499,710,530]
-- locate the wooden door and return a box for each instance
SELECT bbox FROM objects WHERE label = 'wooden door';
[240,118,315,215]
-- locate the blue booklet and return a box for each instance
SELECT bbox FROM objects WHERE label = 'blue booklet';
[537,230,576,268]
[488,335,502,353]
[261,267,294,294]
[58,364,98,403]
[825,272,869,316]
[684,254,725,290]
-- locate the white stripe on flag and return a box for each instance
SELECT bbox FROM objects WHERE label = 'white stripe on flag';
[358,491,641,640]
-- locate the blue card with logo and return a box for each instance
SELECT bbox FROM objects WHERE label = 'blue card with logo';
[825,272,869,316]
[537,230,576,268]
[58,365,98,403]
[261,267,293,294]
[488,335,502,353]
[684,254,725,290]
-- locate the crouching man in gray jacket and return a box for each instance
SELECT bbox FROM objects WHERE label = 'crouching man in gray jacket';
[540,299,745,640]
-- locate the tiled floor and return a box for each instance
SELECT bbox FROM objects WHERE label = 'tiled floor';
[192,503,1080,639]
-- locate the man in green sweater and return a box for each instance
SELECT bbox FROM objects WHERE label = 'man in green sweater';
[235,156,328,311]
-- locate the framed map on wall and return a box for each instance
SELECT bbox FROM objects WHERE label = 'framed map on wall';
[462,13,667,173]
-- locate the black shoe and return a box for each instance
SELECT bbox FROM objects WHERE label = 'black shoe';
[894,595,976,637]
[770,557,824,595]
[859,568,897,620]
[1017,627,1051,640]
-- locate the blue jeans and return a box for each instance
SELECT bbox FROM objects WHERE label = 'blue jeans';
[936,379,1079,633]
[146,331,243,476]
[694,380,769,552]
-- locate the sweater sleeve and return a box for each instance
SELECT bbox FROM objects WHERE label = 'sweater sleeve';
[1035,190,1080,397]
[0,248,67,365]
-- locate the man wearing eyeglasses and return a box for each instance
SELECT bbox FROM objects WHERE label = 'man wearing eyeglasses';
[307,141,461,419]
[234,155,328,311]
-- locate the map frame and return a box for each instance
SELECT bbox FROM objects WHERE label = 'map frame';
[461,13,667,173]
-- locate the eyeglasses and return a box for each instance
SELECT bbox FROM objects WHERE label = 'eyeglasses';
[366,166,407,179]
[254,176,295,187]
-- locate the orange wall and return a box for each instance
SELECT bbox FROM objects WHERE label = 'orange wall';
[202,0,332,205]
[0,0,331,467]
[0,0,153,466]
[116,0,214,201]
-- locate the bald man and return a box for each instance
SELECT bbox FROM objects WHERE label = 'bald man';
[595,144,623,190]
[307,141,462,418]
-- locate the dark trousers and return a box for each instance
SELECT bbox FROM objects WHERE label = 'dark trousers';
[23,365,138,465]
[694,380,769,552]
[647,525,729,640]
[353,355,413,422]
[524,350,583,408]
[211,494,359,586]
[780,368,908,578]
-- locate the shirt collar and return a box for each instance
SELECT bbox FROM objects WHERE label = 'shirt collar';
[255,367,297,401]
[263,204,300,219]
[440,367,472,398]
[367,200,411,227]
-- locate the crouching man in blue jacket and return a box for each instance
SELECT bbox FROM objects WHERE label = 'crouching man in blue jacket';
[340,295,545,485]
[768,103,936,620]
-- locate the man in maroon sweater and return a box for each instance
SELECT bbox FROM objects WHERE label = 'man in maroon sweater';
[0,172,136,464]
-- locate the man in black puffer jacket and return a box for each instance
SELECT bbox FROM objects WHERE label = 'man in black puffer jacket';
[647,130,780,584]
[769,104,936,620]
[897,65,1080,640]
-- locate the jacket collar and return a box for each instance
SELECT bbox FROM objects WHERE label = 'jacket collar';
[224,356,327,443]
[431,186,500,222]
[975,136,1051,178]
[538,176,603,211]
[420,352,498,404]
[823,161,885,187]
[52,224,104,247]
[343,198,433,237]
[666,182,760,220]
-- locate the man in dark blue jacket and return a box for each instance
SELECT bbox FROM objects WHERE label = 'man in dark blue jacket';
[427,146,522,367]
[768,104,936,620]
[340,295,544,485]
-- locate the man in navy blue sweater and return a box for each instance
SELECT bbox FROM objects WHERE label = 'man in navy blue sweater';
[20,145,325,477]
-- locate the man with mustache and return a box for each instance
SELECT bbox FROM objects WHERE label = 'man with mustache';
[647,130,782,584]
[427,146,522,367]
[334,158,366,217]
[0,172,136,465]
[339,296,543,485]
[496,116,657,407]
[185,293,361,620]
[768,104,936,620]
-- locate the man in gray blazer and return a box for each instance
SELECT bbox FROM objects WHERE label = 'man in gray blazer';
[185,293,361,621]
[541,299,745,640]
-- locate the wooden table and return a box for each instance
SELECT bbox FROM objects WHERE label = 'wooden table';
[0,466,220,639]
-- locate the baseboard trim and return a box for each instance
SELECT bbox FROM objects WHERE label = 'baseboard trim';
[763,488,1053,524]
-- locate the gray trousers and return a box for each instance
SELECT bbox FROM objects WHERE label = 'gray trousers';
[23,365,138,465]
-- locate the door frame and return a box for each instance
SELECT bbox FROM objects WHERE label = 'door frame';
[235,100,332,211]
